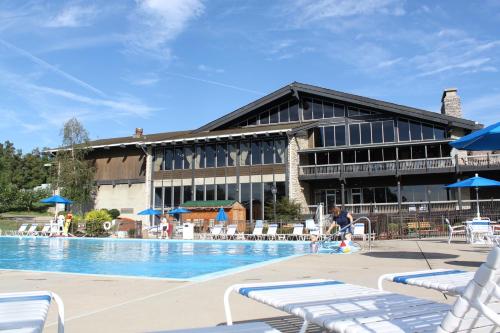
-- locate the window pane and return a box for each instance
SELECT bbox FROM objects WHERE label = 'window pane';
[323,102,334,118]
[317,152,328,165]
[356,149,369,163]
[248,117,257,126]
[195,185,204,201]
[184,146,192,170]
[422,123,434,140]
[289,100,299,121]
[312,99,323,119]
[154,148,164,171]
[359,109,371,116]
[370,148,383,161]
[251,141,262,165]
[174,147,183,169]
[384,147,396,161]
[173,186,181,207]
[335,125,346,146]
[165,149,173,170]
[302,98,312,120]
[398,119,410,141]
[410,121,422,141]
[434,127,445,140]
[205,144,215,168]
[252,182,263,220]
[275,139,286,164]
[216,143,226,167]
[216,184,225,200]
[263,183,273,214]
[240,183,250,217]
[279,103,289,122]
[372,122,383,143]
[228,143,237,166]
[263,140,274,164]
[383,120,395,142]
[398,146,411,160]
[343,150,355,163]
[334,104,345,117]
[386,187,398,202]
[269,107,279,124]
[164,187,172,207]
[195,145,205,169]
[375,187,386,203]
[227,183,237,201]
[349,124,360,145]
[314,127,324,147]
[426,144,441,158]
[183,185,192,203]
[363,188,374,203]
[154,187,163,207]
[329,151,341,164]
[441,143,451,157]
[324,126,335,146]
[240,141,250,166]
[348,107,360,116]
[412,145,425,159]
[205,185,215,200]
[360,123,371,144]
[259,111,269,125]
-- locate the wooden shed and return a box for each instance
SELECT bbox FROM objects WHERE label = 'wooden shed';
[179,200,247,232]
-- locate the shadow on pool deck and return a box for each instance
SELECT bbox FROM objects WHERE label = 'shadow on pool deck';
[445,260,482,267]
[362,251,458,260]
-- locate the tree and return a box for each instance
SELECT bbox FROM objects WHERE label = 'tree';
[264,197,301,222]
[54,118,95,214]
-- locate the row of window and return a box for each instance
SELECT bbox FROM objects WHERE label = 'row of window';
[154,139,287,171]
[239,100,300,127]
[302,144,452,165]
[313,119,446,148]
[154,182,286,220]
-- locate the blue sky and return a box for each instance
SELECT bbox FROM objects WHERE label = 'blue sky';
[1,0,499,152]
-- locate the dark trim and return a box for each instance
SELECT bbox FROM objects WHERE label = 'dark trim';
[298,139,454,153]
[96,178,144,186]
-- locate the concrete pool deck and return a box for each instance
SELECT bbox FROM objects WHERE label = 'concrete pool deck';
[0,238,491,332]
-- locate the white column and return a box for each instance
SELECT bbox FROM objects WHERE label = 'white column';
[144,146,154,227]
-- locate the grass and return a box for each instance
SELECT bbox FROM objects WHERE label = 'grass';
[0,219,23,232]
[0,211,51,217]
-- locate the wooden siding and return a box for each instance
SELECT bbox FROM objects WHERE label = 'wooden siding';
[89,147,146,181]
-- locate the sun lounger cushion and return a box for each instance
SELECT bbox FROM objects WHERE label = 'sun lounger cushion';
[159,322,280,332]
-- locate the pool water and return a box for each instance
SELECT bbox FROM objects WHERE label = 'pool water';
[0,237,310,280]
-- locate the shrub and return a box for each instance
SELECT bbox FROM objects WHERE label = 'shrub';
[127,228,136,238]
[108,209,120,220]
[84,209,112,237]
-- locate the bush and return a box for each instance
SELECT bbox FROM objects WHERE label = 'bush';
[84,209,112,237]
[127,228,136,238]
[108,209,120,220]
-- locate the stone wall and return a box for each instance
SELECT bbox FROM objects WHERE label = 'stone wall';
[287,131,310,213]
[441,88,462,118]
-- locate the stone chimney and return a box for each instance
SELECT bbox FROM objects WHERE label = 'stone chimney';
[134,127,144,138]
[441,88,462,118]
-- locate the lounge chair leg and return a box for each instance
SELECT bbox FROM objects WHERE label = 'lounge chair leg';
[299,320,309,333]
[223,287,233,325]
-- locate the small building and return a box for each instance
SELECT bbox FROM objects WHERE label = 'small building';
[179,200,247,232]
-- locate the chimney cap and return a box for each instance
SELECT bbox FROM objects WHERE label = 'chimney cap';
[441,88,458,101]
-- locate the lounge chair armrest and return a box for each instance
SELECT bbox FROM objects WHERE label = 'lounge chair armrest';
[52,292,65,333]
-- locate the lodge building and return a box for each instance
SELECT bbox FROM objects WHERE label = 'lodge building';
[83,82,500,226]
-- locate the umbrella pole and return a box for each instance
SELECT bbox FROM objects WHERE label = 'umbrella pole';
[476,187,480,219]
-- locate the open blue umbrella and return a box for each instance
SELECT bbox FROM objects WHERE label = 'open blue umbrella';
[216,207,228,222]
[450,122,500,151]
[446,174,500,218]
[169,207,191,214]
[138,208,162,215]
[40,195,72,204]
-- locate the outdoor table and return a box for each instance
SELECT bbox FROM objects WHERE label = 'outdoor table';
[463,219,493,244]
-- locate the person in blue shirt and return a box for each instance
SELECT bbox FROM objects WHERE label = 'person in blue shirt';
[326,207,353,240]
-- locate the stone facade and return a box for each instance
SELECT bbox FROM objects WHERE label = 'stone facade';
[287,131,310,213]
[441,88,462,118]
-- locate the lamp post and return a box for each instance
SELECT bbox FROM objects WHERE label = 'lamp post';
[271,185,277,223]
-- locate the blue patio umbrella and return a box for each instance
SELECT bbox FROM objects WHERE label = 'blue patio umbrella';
[40,195,73,218]
[450,121,500,151]
[169,207,191,224]
[137,208,162,215]
[216,207,228,222]
[446,174,500,218]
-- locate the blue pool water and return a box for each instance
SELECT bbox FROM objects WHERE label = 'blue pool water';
[0,237,309,280]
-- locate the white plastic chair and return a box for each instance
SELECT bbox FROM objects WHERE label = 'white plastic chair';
[246,221,264,240]
[467,220,493,244]
[26,224,38,236]
[305,219,320,236]
[39,224,52,236]
[264,224,279,240]
[15,223,29,235]
[225,224,237,240]
[289,224,304,240]
[445,218,466,244]
[210,225,223,240]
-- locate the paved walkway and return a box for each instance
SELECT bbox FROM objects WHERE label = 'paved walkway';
[0,238,490,332]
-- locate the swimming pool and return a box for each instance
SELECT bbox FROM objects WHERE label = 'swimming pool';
[0,237,310,280]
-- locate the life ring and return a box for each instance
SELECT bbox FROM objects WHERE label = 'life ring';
[103,221,112,231]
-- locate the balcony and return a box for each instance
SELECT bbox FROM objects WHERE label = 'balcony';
[299,153,500,180]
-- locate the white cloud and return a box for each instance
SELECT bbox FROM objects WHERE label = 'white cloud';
[377,57,403,68]
[197,64,224,73]
[417,58,492,77]
[46,5,98,28]
[463,92,500,125]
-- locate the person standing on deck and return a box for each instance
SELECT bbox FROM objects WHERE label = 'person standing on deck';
[326,207,353,239]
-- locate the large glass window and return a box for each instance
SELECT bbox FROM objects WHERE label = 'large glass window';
[398,119,410,141]
[240,183,251,218]
[370,148,383,161]
[317,152,328,164]
[422,123,434,140]
[228,143,237,166]
[289,100,299,121]
[183,185,192,203]
[269,107,279,124]
[165,149,173,170]
[173,186,181,207]
[335,125,346,146]
[302,99,312,120]
[334,104,345,117]
[216,143,226,167]
[363,188,374,203]
[343,150,355,163]
[434,127,445,140]
[348,107,360,116]
[324,126,335,146]
[360,123,371,144]
[398,146,411,160]
[375,187,386,203]
[184,146,192,170]
[383,120,395,142]
[195,145,205,169]
[384,147,396,161]
[263,140,274,164]
[259,111,269,125]
[251,141,262,165]
[323,102,334,118]
[205,144,215,168]
[174,148,183,169]
[227,183,237,200]
[164,187,172,207]
[248,117,257,126]
[312,99,323,119]
[195,185,204,201]
[314,127,324,147]
[154,187,163,207]
[349,124,360,145]
[386,187,398,202]
[410,121,422,141]
[356,149,369,163]
[412,145,425,159]
[205,184,215,200]
[216,184,225,200]
[329,151,341,164]
[426,144,441,158]
[372,122,383,144]
[154,148,164,171]
[275,139,286,163]
[252,183,263,220]
[279,103,289,122]
[240,141,250,166]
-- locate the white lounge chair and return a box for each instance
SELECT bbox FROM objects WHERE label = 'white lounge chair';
[225,224,238,240]
[39,223,52,236]
[305,219,320,237]
[445,218,466,244]
[210,225,223,240]
[161,322,279,332]
[288,224,304,240]
[15,223,29,235]
[26,224,39,236]
[264,224,278,240]
[246,221,263,240]
[224,246,500,333]
[0,290,64,333]
[378,268,474,296]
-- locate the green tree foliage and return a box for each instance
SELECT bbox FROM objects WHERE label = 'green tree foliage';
[54,118,95,214]
[264,197,301,222]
